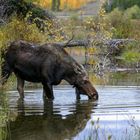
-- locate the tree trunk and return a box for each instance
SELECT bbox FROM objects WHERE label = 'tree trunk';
[52,0,60,11]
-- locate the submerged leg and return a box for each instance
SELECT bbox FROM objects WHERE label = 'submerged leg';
[17,76,25,99]
[42,83,54,100]
[76,88,81,100]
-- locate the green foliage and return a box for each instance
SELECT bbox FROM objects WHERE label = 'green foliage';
[120,43,140,66]
[122,51,140,63]
[30,7,46,19]
[107,8,133,38]
[108,135,112,140]
[106,5,140,39]
[104,0,140,12]
[124,5,140,19]
[25,0,39,2]
[0,91,8,140]
[3,0,54,30]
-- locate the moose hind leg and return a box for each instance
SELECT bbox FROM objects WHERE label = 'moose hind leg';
[42,83,54,100]
[17,76,25,99]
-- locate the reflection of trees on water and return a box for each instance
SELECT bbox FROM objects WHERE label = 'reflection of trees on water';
[6,99,97,140]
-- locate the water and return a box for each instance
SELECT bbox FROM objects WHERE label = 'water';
[1,72,140,140]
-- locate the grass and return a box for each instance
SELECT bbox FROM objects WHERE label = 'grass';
[0,91,9,140]
[83,116,140,140]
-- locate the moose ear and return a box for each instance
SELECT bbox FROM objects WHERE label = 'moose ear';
[83,76,89,81]
[73,65,82,75]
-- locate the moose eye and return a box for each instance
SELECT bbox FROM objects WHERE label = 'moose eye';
[82,80,88,85]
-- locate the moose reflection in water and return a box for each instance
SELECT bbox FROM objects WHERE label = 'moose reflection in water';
[6,98,96,140]
[1,40,98,100]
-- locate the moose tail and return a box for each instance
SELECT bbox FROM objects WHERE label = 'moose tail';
[0,61,12,85]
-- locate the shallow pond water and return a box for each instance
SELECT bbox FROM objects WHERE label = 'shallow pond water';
[0,71,140,140]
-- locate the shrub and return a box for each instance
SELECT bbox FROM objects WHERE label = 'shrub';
[107,8,133,38]
[0,14,64,51]
[0,17,47,50]
[120,43,140,67]
[122,51,140,63]
[104,0,140,12]
[124,5,140,19]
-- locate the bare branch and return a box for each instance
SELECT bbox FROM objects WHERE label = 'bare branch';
[63,32,75,47]
[51,38,135,48]
[104,39,136,48]
[52,39,89,47]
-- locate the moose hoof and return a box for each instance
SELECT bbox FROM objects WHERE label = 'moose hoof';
[46,97,54,101]
[18,97,24,103]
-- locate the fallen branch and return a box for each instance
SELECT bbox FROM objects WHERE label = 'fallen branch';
[104,39,136,48]
[52,38,136,48]
[52,39,90,47]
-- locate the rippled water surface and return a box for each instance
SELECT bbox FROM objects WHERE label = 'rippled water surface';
[1,72,140,140]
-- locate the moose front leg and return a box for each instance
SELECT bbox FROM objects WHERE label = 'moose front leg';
[42,83,54,100]
[17,76,25,99]
[76,88,81,100]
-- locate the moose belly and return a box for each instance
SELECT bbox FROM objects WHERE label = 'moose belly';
[14,66,42,82]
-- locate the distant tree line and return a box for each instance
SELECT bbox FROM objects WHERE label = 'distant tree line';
[105,0,140,12]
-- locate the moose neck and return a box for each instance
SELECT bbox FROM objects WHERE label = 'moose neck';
[64,75,77,86]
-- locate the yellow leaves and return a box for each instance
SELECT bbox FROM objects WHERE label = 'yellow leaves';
[81,4,113,69]
[38,0,92,10]
[84,5,112,41]
[39,0,51,8]
[88,59,96,65]
[0,12,64,51]
[89,73,106,85]
[0,17,46,51]
[98,7,106,18]
[60,0,86,10]
[88,47,96,54]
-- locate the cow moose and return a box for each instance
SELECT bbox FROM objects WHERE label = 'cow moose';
[1,40,98,100]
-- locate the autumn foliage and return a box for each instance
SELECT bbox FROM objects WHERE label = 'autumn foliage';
[38,0,94,10]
